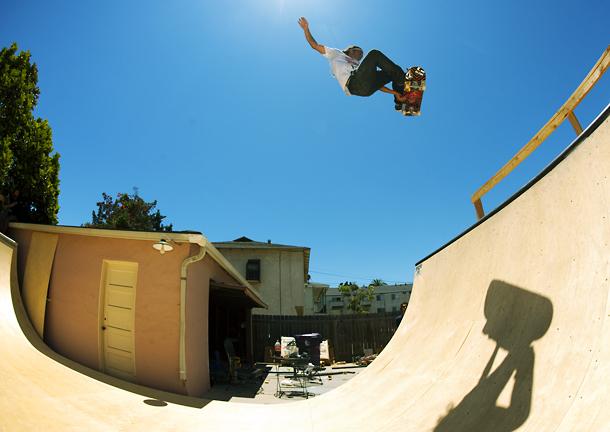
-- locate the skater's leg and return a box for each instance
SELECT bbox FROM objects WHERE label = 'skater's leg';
[359,49,405,86]
[347,49,405,99]
[348,70,391,97]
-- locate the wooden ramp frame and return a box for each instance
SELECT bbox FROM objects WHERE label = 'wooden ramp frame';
[471,44,610,220]
[2,108,610,431]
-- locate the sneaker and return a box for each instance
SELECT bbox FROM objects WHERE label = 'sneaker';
[395,102,402,111]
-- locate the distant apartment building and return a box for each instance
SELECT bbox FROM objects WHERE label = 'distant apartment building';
[320,284,413,315]
[304,282,330,315]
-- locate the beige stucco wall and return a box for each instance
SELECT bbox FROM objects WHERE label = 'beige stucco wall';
[9,227,243,397]
[217,249,305,315]
[10,229,189,394]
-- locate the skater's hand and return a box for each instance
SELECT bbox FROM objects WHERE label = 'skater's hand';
[380,87,408,101]
[298,17,309,31]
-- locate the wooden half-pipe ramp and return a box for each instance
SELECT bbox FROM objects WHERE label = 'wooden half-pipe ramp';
[1,105,609,431]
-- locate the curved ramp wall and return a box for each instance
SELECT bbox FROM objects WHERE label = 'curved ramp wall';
[0,104,609,431]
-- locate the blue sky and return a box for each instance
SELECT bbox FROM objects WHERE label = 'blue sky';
[2,0,609,287]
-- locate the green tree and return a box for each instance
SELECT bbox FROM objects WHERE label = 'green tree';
[338,281,375,314]
[0,43,60,224]
[371,279,387,286]
[84,188,173,232]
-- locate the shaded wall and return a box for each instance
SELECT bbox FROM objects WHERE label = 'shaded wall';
[184,246,245,397]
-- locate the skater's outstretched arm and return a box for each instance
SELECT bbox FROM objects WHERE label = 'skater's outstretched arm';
[298,17,325,55]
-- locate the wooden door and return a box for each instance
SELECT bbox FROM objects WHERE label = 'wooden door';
[101,261,137,383]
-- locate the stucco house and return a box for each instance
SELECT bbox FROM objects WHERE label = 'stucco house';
[8,223,265,397]
[212,237,311,316]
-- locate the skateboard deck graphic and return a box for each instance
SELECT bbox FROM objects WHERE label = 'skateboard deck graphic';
[402,66,425,116]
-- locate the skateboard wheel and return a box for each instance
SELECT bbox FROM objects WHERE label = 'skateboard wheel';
[417,111,421,116]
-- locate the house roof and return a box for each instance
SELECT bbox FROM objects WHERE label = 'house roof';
[9,223,267,309]
[213,236,309,250]
[212,237,311,282]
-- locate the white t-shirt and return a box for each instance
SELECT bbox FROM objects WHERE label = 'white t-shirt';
[323,46,360,96]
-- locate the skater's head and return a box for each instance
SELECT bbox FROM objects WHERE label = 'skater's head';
[343,46,363,61]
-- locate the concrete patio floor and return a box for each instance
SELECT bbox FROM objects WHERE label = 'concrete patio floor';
[201,364,366,405]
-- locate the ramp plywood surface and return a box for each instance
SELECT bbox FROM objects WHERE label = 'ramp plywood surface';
[1,106,610,431]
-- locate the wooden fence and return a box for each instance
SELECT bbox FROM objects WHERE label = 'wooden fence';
[252,312,397,363]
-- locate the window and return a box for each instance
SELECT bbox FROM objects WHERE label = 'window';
[391,294,398,300]
[246,260,261,281]
[376,294,384,301]
[377,307,386,313]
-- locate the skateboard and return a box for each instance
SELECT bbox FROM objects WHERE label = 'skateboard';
[402,66,426,116]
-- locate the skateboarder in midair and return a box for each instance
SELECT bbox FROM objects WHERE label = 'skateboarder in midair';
[298,17,408,110]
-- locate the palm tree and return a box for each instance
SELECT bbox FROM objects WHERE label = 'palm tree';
[370,279,387,286]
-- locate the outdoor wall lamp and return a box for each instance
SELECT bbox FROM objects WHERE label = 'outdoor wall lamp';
[153,239,173,254]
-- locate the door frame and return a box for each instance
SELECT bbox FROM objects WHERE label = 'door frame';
[98,260,138,380]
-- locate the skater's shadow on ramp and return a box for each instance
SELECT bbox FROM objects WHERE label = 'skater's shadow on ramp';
[434,280,553,432]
